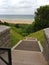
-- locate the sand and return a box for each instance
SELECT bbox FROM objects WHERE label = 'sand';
[1,19,33,24]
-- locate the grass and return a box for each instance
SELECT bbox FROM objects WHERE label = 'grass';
[27,30,44,44]
[10,27,23,47]
[10,26,44,47]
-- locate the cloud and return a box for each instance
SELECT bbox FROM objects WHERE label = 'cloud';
[0,0,49,15]
[19,0,31,4]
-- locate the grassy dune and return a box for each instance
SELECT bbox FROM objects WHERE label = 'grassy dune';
[28,30,44,44]
[10,27,23,47]
[10,27,44,47]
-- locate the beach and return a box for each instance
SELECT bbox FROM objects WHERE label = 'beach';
[1,19,33,24]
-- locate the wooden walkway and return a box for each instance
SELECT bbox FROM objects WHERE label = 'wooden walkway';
[12,50,47,65]
[0,38,48,65]
[12,38,48,65]
[15,40,40,51]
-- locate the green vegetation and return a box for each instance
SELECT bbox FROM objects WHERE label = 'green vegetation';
[34,5,49,31]
[15,24,30,36]
[10,26,44,47]
[10,27,23,47]
[28,30,44,44]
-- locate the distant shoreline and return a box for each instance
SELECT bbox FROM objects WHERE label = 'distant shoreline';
[1,19,34,24]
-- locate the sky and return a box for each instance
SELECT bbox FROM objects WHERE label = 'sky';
[0,0,49,15]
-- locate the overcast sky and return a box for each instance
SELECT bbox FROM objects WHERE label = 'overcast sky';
[0,0,49,15]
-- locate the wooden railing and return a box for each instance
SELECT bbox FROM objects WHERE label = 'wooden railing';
[0,48,12,65]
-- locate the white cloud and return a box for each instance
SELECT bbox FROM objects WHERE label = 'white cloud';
[0,0,49,15]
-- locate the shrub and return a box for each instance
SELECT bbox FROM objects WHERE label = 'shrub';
[34,5,49,31]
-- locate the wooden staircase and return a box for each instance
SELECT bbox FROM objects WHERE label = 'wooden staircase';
[12,38,48,65]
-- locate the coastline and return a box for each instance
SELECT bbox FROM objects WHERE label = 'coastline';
[1,19,34,24]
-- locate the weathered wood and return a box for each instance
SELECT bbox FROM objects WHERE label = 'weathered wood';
[0,25,10,47]
[43,28,49,65]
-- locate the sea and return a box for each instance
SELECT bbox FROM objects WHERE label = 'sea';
[0,15,34,20]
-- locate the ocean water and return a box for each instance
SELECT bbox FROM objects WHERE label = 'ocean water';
[0,15,34,20]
